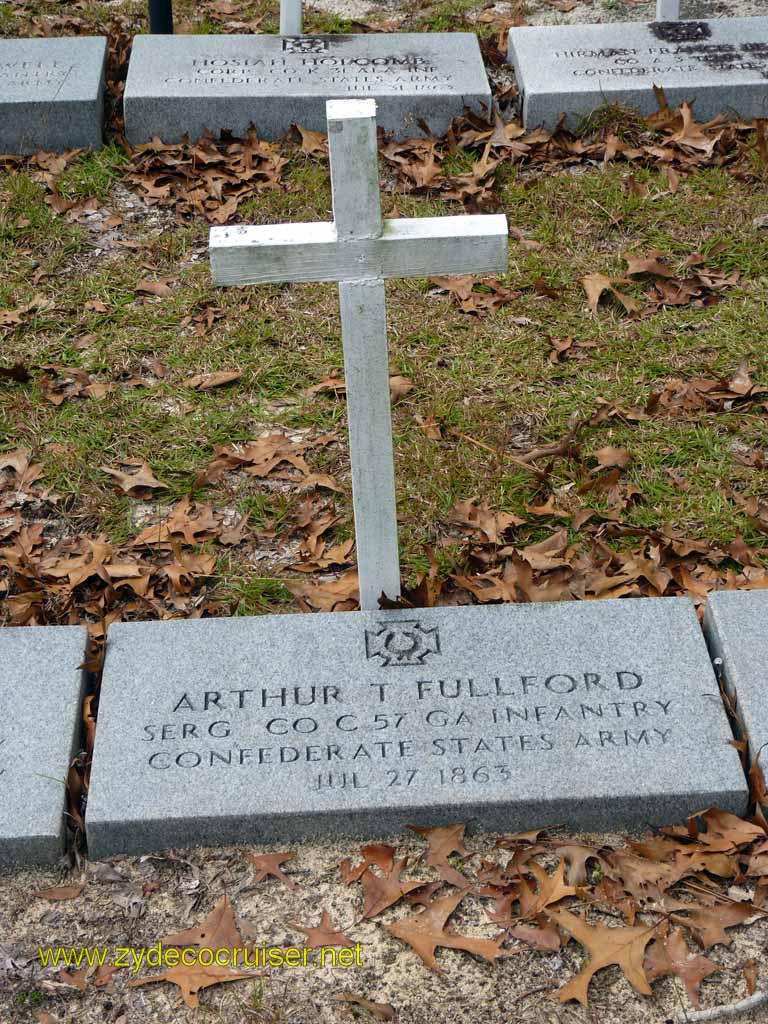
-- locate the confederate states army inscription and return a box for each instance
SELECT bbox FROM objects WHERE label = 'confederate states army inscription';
[123,33,492,142]
[508,17,768,128]
[87,600,747,857]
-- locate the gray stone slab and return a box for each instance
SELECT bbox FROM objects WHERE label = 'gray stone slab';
[0,37,107,155]
[704,590,768,764]
[123,33,491,143]
[86,598,746,858]
[508,17,768,129]
[0,626,88,867]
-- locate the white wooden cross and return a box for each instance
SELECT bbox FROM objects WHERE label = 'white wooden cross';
[209,99,508,610]
[280,0,302,36]
[655,0,680,20]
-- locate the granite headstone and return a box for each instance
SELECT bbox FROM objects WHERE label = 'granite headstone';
[123,33,491,143]
[704,589,768,765]
[86,598,746,858]
[0,626,88,866]
[0,37,107,154]
[508,17,768,129]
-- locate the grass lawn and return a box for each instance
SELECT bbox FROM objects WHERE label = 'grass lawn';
[1,0,767,627]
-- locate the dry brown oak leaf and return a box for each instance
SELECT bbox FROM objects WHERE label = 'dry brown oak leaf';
[581,272,642,315]
[290,911,356,948]
[555,843,602,886]
[519,859,579,917]
[129,962,255,1008]
[56,967,89,991]
[34,882,85,902]
[547,908,658,1005]
[387,890,508,973]
[409,823,472,888]
[507,916,562,952]
[162,895,243,951]
[335,992,396,1020]
[340,843,397,885]
[669,900,754,948]
[246,851,300,891]
[361,856,428,918]
[184,370,242,390]
[101,460,168,496]
[645,926,721,1008]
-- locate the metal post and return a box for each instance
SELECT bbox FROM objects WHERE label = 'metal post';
[280,0,303,35]
[149,0,174,34]
[655,0,680,21]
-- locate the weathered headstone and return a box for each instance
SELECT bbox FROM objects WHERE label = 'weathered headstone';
[704,590,768,765]
[508,16,768,129]
[1,626,88,866]
[123,32,491,143]
[211,98,507,609]
[0,37,107,155]
[86,598,747,857]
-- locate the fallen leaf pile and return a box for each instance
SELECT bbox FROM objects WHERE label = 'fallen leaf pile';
[583,246,741,317]
[0,431,355,630]
[294,355,768,613]
[141,94,763,222]
[353,811,768,1007]
[194,431,340,492]
[0,453,219,629]
[28,812,768,1013]
[428,275,516,316]
[126,131,288,223]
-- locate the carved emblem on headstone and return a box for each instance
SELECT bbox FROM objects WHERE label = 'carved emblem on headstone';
[650,21,711,43]
[364,621,441,667]
[282,37,329,53]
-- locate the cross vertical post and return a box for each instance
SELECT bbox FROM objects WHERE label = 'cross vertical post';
[655,0,680,20]
[328,100,399,611]
[280,0,303,36]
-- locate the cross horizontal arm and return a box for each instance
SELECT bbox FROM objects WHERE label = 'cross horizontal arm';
[209,215,508,286]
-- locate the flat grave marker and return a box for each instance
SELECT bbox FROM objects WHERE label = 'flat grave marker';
[86,599,747,857]
[704,590,768,765]
[123,32,491,143]
[1,626,88,867]
[508,16,768,129]
[0,37,107,155]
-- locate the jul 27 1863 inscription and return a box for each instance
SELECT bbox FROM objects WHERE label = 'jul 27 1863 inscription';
[86,601,747,857]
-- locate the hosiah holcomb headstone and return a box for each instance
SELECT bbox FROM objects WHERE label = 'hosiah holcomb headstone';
[124,31,491,143]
